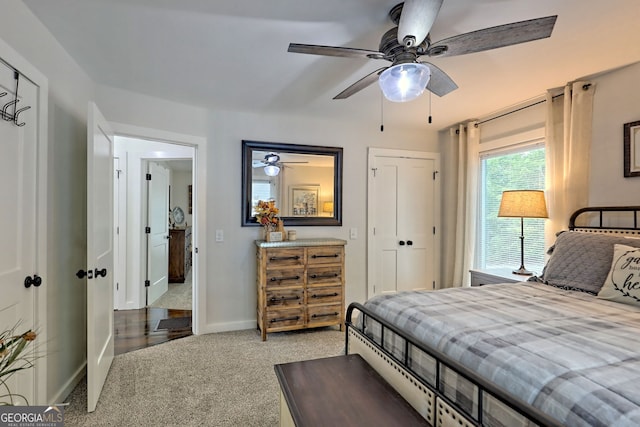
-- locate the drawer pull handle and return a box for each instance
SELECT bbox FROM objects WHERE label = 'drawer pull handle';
[270,275,301,282]
[270,316,300,323]
[311,254,339,259]
[309,273,339,279]
[269,295,301,302]
[269,255,301,261]
[311,292,339,299]
[311,312,339,319]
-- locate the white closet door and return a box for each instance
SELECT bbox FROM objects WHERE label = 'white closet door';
[0,61,39,405]
[369,150,439,297]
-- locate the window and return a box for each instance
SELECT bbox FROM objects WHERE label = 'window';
[477,144,546,273]
[251,180,275,215]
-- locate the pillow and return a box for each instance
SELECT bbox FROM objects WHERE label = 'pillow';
[539,231,640,294]
[597,244,640,306]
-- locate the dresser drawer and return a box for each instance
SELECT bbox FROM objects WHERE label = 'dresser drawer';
[267,308,305,329]
[307,247,343,265]
[307,304,342,326]
[306,285,342,305]
[265,248,305,269]
[265,268,304,288]
[307,266,342,286]
[266,289,304,308]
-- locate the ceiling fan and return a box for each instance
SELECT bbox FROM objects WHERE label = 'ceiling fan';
[288,0,557,102]
[252,153,308,176]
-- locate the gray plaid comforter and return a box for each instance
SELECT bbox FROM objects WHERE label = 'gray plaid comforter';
[363,282,640,427]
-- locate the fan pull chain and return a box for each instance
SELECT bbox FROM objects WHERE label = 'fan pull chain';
[380,91,384,132]
[428,91,432,124]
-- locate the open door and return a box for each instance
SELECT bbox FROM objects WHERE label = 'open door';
[86,102,114,412]
[146,161,170,305]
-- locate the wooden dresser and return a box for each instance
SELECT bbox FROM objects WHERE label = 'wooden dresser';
[256,238,347,341]
[169,227,192,283]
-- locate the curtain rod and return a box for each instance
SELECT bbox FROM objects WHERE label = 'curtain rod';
[475,83,592,127]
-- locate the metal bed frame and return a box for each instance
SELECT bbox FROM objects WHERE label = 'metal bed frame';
[344,206,640,427]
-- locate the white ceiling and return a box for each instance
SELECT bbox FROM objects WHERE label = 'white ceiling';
[23,0,640,131]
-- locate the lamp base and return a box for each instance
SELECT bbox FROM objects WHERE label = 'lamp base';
[512,267,533,276]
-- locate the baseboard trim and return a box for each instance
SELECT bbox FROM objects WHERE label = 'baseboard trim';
[196,320,256,335]
[50,362,86,405]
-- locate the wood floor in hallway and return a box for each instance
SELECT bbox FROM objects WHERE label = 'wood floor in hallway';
[114,307,192,355]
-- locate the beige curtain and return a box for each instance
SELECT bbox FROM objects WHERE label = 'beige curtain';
[545,81,595,245]
[441,122,479,287]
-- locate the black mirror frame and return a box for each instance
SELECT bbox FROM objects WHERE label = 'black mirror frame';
[242,140,343,226]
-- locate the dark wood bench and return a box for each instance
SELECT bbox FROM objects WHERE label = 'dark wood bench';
[274,354,431,426]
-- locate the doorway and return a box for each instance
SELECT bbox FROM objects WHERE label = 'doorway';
[111,132,201,332]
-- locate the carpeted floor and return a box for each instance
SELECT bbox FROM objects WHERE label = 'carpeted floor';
[150,269,192,310]
[63,328,344,426]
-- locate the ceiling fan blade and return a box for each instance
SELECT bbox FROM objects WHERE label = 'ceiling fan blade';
[288,43,385,60]
[398,0,444,47]
[420,62,458,97]
[333,67,388,100]
[427,15,557,58]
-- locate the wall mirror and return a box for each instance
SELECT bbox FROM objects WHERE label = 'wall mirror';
[242,140,343,226]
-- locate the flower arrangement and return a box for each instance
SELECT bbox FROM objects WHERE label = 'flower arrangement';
[1,325,37,405]
[254,200,280,230]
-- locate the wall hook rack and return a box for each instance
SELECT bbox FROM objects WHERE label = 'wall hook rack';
[0,70,31,127]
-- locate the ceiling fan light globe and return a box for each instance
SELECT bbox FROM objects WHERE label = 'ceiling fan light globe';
[264,165,280,176]
[379,63,430,102]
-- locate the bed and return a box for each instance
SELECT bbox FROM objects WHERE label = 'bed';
[345,206,640,427]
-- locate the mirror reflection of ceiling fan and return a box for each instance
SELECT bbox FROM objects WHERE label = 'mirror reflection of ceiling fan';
[288,0,557,102]
[252,153,308,176]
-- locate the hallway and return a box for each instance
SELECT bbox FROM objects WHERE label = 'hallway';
[114,307,192,355]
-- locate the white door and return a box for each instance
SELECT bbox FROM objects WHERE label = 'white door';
[0,60,39,405]
[368,150,439,297]
[86,102,114,412]
[146,161,170,305]
[113,158,123,309]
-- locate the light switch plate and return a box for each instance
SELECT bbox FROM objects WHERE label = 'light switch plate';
[350,228,357,239]
[215,229,224,242]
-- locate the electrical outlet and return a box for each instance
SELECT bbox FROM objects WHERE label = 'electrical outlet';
[215,229,224,242]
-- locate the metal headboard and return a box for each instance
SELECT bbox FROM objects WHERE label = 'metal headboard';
[568,206,640,232]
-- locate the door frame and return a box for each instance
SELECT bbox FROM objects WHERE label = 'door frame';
[367,148,441,299]
[0,37,49,405]
[111,123,206,335]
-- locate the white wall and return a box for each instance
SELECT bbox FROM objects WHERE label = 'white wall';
[590,62,640,206]
[171,170,193,226]
[205,110,438,332]
[98,91,440,333]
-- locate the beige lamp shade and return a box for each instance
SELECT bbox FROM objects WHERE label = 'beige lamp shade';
[498,190,548,218]
[323,201,334,213]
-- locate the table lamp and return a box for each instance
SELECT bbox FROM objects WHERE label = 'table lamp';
[498,190,548,275]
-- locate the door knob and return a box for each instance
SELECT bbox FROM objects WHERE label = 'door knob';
[76,269,94,279]
[95,268,107,278]
[407,240,413,246]
[24,274,42,288]
[399,241,405,246]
